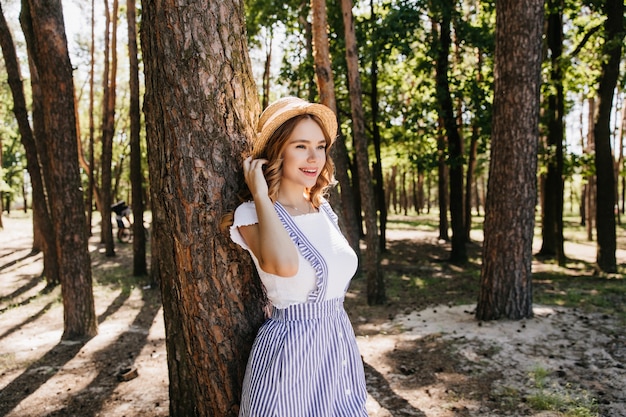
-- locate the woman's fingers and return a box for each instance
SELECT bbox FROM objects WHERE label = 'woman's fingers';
[243,157,269,194]
[245,158,267,174]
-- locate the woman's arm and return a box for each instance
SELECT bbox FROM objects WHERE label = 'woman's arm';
[239,157,299,277]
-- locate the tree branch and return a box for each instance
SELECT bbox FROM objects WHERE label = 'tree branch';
[569,23,602,58]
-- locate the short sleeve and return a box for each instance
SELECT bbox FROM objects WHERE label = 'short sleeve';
[229,201,258,251]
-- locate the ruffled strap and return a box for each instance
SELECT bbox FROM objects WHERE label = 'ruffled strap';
[274,202,328,302]
[319,199,341,233]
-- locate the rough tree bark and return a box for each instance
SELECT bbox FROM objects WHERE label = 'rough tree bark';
[476,0,543,321]
[24,0,97,338]
[140,0,266,415]
[0,3,59,287]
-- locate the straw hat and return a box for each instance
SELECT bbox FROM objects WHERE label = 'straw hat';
[252,97,337,158]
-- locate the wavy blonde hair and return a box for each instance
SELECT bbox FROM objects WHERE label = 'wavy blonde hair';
[258,114,335,207]
[221,114,336,231]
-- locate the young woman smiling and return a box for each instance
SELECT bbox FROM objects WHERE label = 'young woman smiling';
[228,96,368,416]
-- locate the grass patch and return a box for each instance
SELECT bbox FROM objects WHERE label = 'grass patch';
[533,272,626,320]
[387,216,440,231]
[526,365,599,417]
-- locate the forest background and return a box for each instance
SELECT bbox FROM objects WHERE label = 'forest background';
[0,0,625,416]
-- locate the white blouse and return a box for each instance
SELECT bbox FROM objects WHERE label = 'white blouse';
[230,201,358,308]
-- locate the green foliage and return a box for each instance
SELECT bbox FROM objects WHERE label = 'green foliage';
[245,0,298,43]
[0,0,622,230]
[0,73,26,207]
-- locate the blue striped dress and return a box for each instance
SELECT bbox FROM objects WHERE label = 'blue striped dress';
[230,200,368,416]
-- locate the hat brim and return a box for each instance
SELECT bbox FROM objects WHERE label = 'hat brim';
[253,97,338,158]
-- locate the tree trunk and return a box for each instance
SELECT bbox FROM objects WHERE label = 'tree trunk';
[539,0,565,265]
[434,0,466,264]
[369,0,387,251]
[464,49,482,241]
[87,0,96,236]
[261,31,272,110]
[140,0,265,414]
[616,93,625,221]
[127,0,147,276]
[100,0,117,256]
[436,117,449,241]
[0,3,59,287]
[341,0,385,305]
[476,0,543,321]
[297,0,316,102]
[417,170,425,213]
[18,1,62,286]
[389,166,397,213]
[310,0,361,256]
[593,0,623,273]
[585,97,595,240]
[401,171,408,215]
[24,0,97,339]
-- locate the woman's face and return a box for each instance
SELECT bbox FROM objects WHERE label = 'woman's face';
[279,117,327,191]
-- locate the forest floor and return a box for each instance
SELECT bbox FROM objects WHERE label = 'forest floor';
[0,211,625,417]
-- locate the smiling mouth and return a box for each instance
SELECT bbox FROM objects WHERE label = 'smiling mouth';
[301,168,318,175]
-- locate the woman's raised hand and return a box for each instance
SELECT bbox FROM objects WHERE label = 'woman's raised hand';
[243,156,269,198]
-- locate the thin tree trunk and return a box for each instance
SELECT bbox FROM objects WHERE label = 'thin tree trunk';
[127,0,147,276]
[341,0,385,305]
[434,0,466,264]
[297,0,316,102]
[261,31,272,110]
[539,0,565,265]
[593,0,623,273]
[436,117,449,241]
[101,0,118,256]
[586,97,595,240]
[87,0,96,235]
[464,47,482,240]
[616,93,625,220]
[310,0,361,256]
[369,0,387,251]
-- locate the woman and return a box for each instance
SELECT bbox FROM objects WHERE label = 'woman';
[229,96,368,416]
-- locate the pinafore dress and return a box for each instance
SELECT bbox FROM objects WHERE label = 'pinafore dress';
[230,200,368,417]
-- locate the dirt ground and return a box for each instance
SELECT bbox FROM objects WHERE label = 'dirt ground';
[0,212,624,417]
